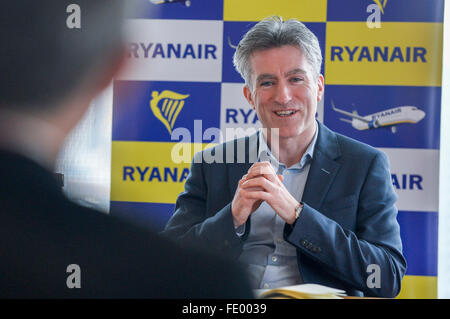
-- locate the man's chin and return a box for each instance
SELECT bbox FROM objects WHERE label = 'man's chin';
[266,128,304,140]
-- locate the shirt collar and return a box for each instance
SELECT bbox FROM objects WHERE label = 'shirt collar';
[258,121,319,170]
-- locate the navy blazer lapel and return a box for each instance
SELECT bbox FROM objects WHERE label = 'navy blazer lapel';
[302,122,342,211]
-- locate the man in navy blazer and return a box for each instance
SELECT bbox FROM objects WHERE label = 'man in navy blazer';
[163,16,406,297]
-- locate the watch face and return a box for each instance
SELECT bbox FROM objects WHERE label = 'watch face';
[295,205,302,219]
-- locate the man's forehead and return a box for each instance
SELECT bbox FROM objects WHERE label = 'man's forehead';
[250,47,311,73]
[249,45,304,60]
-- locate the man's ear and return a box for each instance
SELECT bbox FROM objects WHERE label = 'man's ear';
[243,85,256,110]
[316,74,324,103]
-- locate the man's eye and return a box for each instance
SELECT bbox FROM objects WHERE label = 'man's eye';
[291,77,304,83]
[260,81,273,87]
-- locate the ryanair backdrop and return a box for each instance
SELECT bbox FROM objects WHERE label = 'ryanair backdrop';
[119,18,223,82]
[112,80,220,142]
[325,22,443,86]
[324,85,441,149]
[111,80,219,227]
[111,0,444,299]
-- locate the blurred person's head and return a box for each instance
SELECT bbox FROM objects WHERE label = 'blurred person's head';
[0,0,128,167]
[0,0,126,111]
[0,0,127,142]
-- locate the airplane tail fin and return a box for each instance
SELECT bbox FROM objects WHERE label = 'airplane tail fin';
[331,99,338,111]
[227,36,238,49]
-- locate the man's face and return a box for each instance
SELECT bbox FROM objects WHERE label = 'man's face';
[244,45,324,140]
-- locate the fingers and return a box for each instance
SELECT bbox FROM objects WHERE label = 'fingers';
[247,161,275,177]
[232,173,267,227]
[241,189,271,202]
[235,162,298,225]
[238,174,248,187]
[241,176,276,193]
[246,161,281,185]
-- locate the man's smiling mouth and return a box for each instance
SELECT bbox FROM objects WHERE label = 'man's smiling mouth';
[274,110,297,117]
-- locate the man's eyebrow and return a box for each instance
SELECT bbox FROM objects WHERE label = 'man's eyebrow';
[285,68,307,77]
[255,69,308,83]
[255,73,277,83]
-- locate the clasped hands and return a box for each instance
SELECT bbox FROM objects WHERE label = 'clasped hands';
[231,161,300,228]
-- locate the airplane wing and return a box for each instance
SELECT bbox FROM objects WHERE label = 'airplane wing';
[331,100,370,123]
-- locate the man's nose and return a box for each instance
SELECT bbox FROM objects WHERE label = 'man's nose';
[275,82,292,105]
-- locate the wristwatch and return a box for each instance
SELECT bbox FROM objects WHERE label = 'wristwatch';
[294,202,303,220]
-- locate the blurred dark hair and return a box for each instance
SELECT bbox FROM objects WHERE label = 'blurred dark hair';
[0,0,125,111]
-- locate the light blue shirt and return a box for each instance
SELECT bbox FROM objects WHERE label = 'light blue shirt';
[236,125,318,289]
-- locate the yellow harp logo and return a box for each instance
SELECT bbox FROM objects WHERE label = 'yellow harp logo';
[372,0,388,14]
[150,90,189,134]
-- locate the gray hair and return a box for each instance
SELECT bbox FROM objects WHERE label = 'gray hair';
[233,16,322,89]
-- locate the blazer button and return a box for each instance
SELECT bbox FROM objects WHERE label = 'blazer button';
[301,240,308,247]
[313,247,322,253]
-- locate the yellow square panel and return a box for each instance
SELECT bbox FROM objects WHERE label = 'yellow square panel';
[111,141,211,204]
[224,0,327,22]
[325,22,443,86]
[396,275,437,299]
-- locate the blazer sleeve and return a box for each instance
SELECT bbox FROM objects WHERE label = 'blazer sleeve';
[161,152,244,260]
[285,151,407,298]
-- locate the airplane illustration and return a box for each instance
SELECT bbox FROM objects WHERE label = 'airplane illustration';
[149,0,191,6]
[331,100,426,134]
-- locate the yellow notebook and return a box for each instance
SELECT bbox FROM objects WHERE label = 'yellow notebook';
[255,284,347,299]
